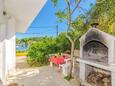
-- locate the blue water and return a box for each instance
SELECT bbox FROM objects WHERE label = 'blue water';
[16,44,28,51]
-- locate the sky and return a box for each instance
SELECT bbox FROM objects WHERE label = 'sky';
[16,0,96,39]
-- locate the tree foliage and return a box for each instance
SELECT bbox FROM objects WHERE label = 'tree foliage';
[51,0,93,46]
[27,35,71,66]
[56,33,71,51]
[27,38,56,66]
[51,0,92,78]
[89,0,115,35]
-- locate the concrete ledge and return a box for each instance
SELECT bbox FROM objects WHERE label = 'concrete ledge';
[76,59,115,72]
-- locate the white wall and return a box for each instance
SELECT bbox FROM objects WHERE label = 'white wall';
[0,24,7,84]
[0,0,46,85]
[0,0,7,24]
[0,17,16,85]
[0,0,16,84]
[0,0,7,84]
[5,17,16,75]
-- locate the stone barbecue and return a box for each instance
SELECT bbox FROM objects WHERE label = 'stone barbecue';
[77,27,115,86]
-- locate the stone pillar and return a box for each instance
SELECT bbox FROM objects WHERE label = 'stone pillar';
[113,41,115,63]
[80,40,83,59]
[111,72,115,86]
[80,62,86,81]
[108,41,115,64]
[79,39,86,81]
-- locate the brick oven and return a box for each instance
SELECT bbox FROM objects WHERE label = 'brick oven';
[77,26,115,86]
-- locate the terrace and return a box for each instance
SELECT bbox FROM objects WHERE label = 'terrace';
[0,0,46,85]
[0,0,114,86]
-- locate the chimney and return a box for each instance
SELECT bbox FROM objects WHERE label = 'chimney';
[91,23,99,28]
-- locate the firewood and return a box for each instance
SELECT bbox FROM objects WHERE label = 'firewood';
[87,70,111,86]
[103,78,111,83]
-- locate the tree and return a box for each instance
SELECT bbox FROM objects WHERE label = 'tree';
[16,38,21,44]
[89,0,115,35]
[51,0,93,78]
[56,32,71,52]
[20,38,29,46]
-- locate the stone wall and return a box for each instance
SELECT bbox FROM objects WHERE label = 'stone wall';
[72,50,80,79]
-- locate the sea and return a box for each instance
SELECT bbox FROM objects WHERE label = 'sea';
[16,43,28,51]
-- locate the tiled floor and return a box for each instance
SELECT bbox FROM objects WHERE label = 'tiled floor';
[7,66,72,86]
[7,56,72,86]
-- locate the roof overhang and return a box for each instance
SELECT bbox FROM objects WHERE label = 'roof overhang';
[5,0,47,32]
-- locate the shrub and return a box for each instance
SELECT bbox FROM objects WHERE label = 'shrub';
[27,34,77,66]
[27,38,57,66]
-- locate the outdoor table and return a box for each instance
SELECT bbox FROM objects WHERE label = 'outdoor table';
[49,55,71,76]
[49,56,65,65]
